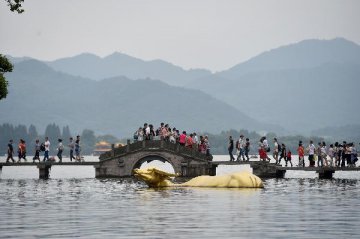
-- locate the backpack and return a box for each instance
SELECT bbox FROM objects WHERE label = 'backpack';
[278,144,281,152]
[40,143,46,152]
[133,131,138,140]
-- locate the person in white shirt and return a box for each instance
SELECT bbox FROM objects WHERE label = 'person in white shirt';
[57,138,64,163]
[307,140,315,167]
[193,133,198,145]
[43,137,50,162]
[236,135,245,161]
[145,125,150,140]
[273,138,279,164]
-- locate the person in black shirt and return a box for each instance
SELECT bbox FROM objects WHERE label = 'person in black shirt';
[6,139,15,163]
[33,139,41,163]
[228,136,235,161]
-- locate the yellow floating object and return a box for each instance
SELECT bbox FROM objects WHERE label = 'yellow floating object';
[133,167,263,188]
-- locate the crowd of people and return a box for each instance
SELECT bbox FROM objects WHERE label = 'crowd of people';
[228,135,359,168]
[133,123,211,156]
[5,135,83,163]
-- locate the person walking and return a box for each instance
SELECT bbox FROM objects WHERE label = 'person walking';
[307,140,316,167]
[317,142,323,167]
[75,135,82,162]
[33,139,41,163]
[186,134,194,148]
[6,139,15,163]
[17,139,27,162]
[57,139,64,163]
[236,135,245,161]
[321,142,328,166]
[297,142,305,167]
[244,138,250,161]
[286,150,293,167]
[328,144,335,167]
[334,142,340,167]
[68,137,75,162]
[341,141,347,167]
[273,138,279,164]
[278,143,286,165]
[228,136,235,162]
[179,131,187,146]
[204,135,210,156]
[43,137,50,162]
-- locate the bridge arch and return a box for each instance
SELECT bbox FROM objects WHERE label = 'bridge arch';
[132,154,177,174]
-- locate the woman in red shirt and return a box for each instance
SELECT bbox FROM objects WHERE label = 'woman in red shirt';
[17,139,27,162]
[297,143,305,167]
[186,134,194,148]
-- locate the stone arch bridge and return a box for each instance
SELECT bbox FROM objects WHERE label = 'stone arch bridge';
[96,140,215,178]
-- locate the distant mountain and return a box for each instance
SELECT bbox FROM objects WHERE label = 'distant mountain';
[189,38,360,133]
[0,60,281,138]
[45,52,212,86]
[5,38,360,134]
[218,38,360,79]
[311,124,360,142]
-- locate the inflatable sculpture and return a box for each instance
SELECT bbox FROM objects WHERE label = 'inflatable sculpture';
[133,167,263,188]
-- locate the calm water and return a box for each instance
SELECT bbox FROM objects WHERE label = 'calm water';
[1,156,360,238]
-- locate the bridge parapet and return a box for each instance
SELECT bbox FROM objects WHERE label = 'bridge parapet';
[99,140,212,162]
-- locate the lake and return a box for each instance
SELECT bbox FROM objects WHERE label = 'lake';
[0,155,359,238]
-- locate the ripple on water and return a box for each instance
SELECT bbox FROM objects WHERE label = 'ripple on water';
[1,156,360,238]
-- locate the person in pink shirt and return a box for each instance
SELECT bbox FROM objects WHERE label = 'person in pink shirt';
[179,131,187,146]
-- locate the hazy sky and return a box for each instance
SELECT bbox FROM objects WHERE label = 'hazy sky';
[1,0,359,71]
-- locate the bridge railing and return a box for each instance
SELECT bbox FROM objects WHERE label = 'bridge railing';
[99,139,211,161]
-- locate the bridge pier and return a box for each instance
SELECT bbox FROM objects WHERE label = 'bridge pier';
[37,164,51,179]
[251,162,285,179]
[317,168,335,179]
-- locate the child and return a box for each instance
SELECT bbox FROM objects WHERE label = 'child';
[286,150,293,167]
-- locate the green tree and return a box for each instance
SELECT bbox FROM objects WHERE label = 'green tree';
[0,123,15,154]
[0,54,13,100]
[5,0,24,13]
[62,125,72,141]
[28,124,38,147]
[28,124,38,140]
[81,129,96,155]
[1,0,24,100]
[14,124,28,143]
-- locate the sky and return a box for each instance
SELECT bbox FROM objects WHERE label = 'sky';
[1,0,359,72]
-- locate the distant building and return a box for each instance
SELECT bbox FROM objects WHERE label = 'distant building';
[93,141,112,156]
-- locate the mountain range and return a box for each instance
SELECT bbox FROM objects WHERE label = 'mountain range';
[46,53,212,86]
[0,60,280,137]
[4,37,360,136]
